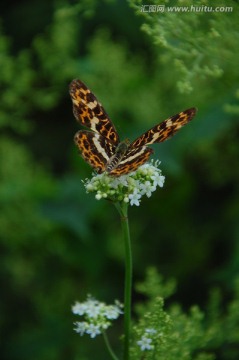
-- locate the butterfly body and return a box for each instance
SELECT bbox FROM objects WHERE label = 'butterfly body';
[70,79,197,176]
[106,142,129,173]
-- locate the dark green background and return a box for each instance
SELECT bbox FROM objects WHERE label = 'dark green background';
[0,0,239,359]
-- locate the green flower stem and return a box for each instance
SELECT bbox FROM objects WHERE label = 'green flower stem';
[103,331,119,360]
[115,202,132,360]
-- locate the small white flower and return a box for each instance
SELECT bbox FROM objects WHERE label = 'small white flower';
[72,301,87,316]
[104,305,123,320]
[137,335,154,351]
[111,176,128,188]
[85,323,101,338]
[83,298,102,318]
[85,303,101,318]
[128,189,141,206]
[139,181,156,197]
[117,175,129,186]
[151,172,165,187]
[85,182,94,191]
[95,192,102,200]
[74,321,87,336]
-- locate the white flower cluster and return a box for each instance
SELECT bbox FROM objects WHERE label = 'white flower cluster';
[83,160,165,206]
[137,328,158,351]
[72,296,123,338]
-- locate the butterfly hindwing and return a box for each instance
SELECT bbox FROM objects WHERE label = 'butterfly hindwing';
[70,79,120,145]
[110,146,153,176]
[74,130,116,173]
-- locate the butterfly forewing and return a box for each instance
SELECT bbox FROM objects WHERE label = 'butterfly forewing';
[70,79,120,145]
[131,108,196,148]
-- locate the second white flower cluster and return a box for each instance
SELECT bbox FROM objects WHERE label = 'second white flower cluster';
[72,296,123,338]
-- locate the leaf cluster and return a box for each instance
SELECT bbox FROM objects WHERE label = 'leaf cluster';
[131,268,239,359]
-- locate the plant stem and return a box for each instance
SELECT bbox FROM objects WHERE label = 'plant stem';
[115,202,132,360]
[103,331,119,360]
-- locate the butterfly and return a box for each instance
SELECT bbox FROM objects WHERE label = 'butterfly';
[69,79,197,176]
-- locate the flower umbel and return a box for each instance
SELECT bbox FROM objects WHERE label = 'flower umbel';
[72,296,123,338]
[83,160,165,206]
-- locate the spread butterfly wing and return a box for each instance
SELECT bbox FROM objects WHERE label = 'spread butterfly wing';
[109,146,153,176]
[69,79,120,145]
[131,108,197,148]
[74,130,116,173]
[109,107,197,176]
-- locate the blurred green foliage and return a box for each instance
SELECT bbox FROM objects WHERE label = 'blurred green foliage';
[130,0,238,95]
[0,0,239,359]
[132,268,239,359]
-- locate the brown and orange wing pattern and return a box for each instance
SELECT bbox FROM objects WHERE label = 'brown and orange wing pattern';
[69,79,120,145]
[109,146,153,176]
[74,130,116,174]
[130,108,197,148]
[110,108,197,176]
